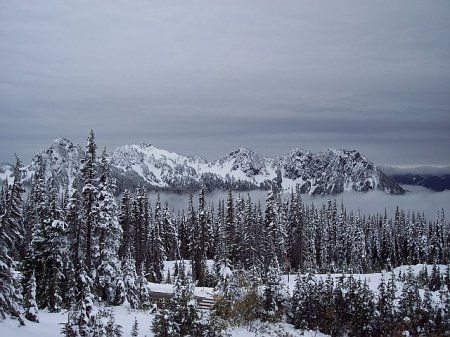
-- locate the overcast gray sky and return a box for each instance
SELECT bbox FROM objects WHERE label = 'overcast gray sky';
[1,0,449,166]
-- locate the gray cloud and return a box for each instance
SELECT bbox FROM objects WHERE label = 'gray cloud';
[0,0,449,166]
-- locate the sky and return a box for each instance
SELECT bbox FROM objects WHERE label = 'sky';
[0,0,449,166]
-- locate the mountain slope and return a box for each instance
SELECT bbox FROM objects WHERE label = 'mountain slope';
[111,143,404,195]
[1,138,83,190]
[1,139,404,195]
[381,165,450,192]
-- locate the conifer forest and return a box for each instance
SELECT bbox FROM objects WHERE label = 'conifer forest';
[2,0,450,335]
[0,131,449,337]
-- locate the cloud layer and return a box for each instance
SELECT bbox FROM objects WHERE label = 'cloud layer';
[1,0,449,165]
[150,187,450,223]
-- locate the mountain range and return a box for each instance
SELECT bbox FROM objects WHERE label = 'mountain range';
[0,138,404,195]
[380,165,450,192]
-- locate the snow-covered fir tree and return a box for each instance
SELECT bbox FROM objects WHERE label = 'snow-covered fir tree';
[191,189,208,286]
[261,254,287,322]
[23,270,38,323]
[80,129,99,273]
[0,156,25,325]
[116,252,139,309]
[94,149,122,304]
[62,261,95,337]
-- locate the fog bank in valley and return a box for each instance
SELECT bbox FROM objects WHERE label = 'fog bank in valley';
[148,186,449,221]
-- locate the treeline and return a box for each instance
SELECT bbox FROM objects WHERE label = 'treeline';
[117,180,449,288]
[208,262,450,337]
[0,130,449,336]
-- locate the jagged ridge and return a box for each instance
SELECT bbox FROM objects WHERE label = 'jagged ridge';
[1,139,404,195]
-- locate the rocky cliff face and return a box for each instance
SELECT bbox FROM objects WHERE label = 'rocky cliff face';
[1,139,404,195]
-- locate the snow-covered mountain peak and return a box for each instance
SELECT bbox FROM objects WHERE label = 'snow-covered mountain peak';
[113,143,207,167]
[115,143,178,161]
[213,147,273,178]
[285,148,312,159]
[53,137,74,147]
[1,139,404,195]
[320,148,365,159]
[20,138,84,187]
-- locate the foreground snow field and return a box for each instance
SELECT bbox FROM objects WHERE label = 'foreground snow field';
[1,306,152,337]
[2,264,447,337]
[1,306,326,337]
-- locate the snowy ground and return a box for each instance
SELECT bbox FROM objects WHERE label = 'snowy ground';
[1,306,325,337]
[1,306,153,337]
[283,264,448,294]
[1,264,447,337]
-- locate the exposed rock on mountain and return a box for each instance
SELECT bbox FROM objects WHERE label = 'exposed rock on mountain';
[1,139,404,195]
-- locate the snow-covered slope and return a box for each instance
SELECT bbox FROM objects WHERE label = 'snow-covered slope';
[111,143,207,189]
[1,138,83,190]
[110,143,403,195]
[277,148,404,194]
[1,139,404,195]
[0,163,13,183]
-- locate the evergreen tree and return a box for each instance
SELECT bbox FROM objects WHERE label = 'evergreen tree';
[289,272,318,331]
[261,255,286,322]
[92,310,123,337]
[178,210,189,260]
[136,271,151,309]
[417,287,434,335]
[132,188,149,274]
[225,190,236,265]
[45,218,66,312]
[380,210,393,270]
[335,204,347,272]
[330,276,347,337]
[213,259,240,320]
[373,274,394,336]
[161,201,177,261]
[351,211,366,273]
[130,317,139,337]
[264,188,281,267]
[241,194,257,269]
[94,149,122,304]
[397,266,421,333]
[152,275,200,337]
[192,189,207,286]
[117,253,139,308]
[118,190,132,261]
[347,279,375,337]
[65,177,83,265]
[26,174,68,312]
[287,186,304,270]
[318,273,335,335]
[22,154,46,260]
[24,270,39,323]
[429,264,441,291]
[154,273,228,337]
[22,156,47,308]
[80,129,99,273]
[62,261,95,337]
[148,197,165,283]
[0,155,25,325]
[303,206,317,272]
[152,307,172,337]
[62,258,77,309]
